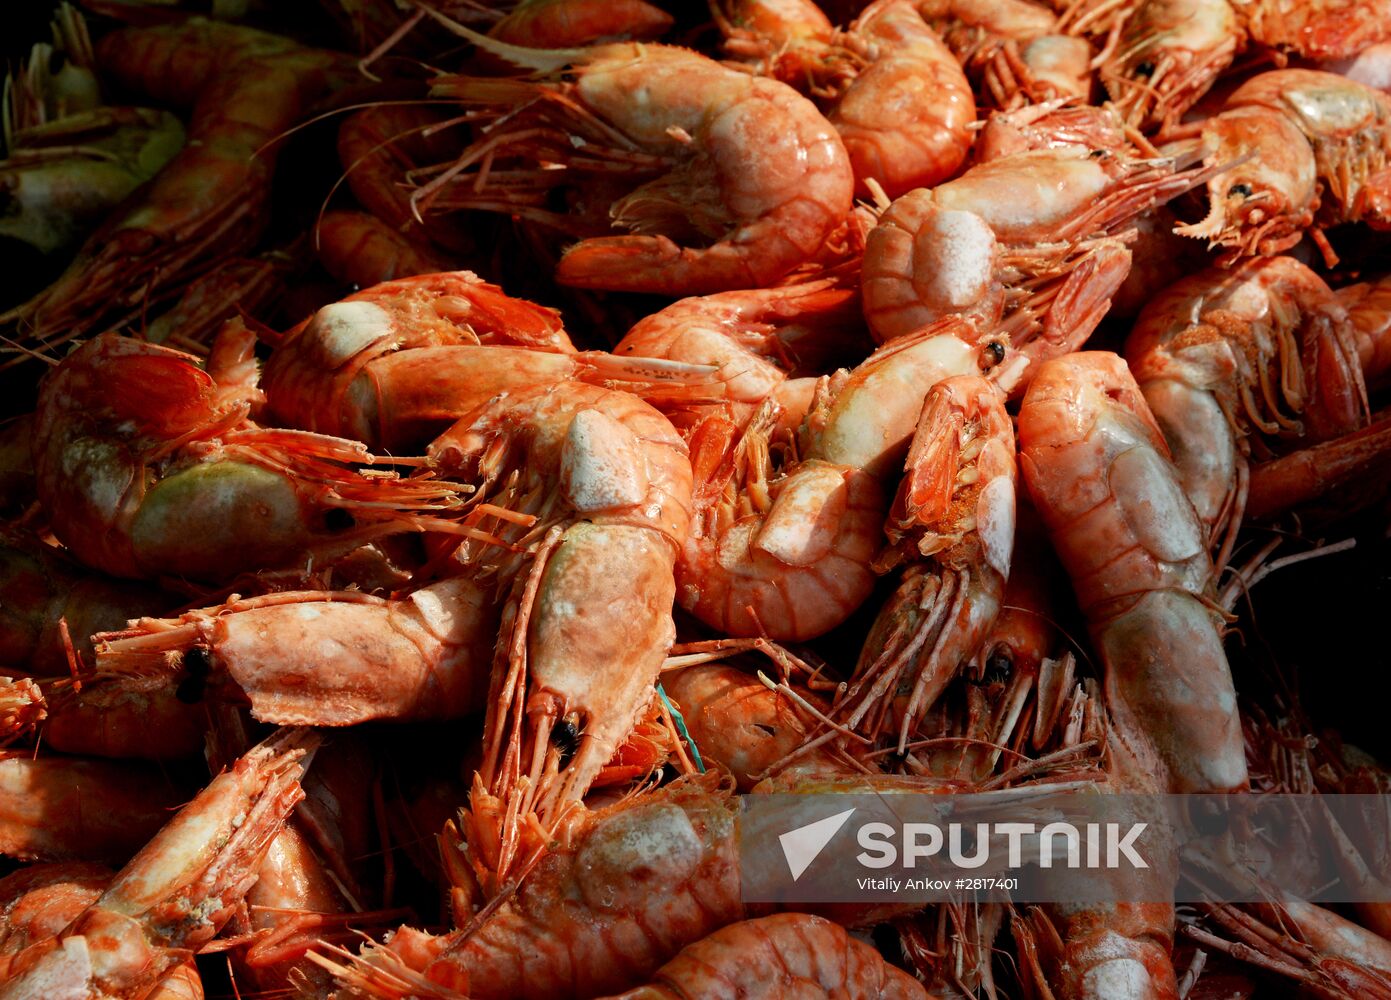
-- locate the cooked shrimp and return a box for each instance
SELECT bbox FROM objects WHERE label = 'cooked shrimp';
[1338,271,1391,389]
[316,210,454,290]
[604,913,928,999]
[836,375,1016,749]
[1018,352,1246,794]
[861,142,1205,388]
[1125,257,1366,567]
[425,381,693,879]
[489,0,673,46]
[0,532,169,676]
[1241,0,1391,61]
[0,755,187,864]
[1098,0,1245,131]
[36,676,205,761]
[720,0,974,197]
[93,576,497,726]
[1,19,359,362]
[0,728,315,999]
[0,679,44,747]
[34,334,461,583]
[1177,70,1391,261]
[318,777,747,1000]
[679,319,1007,641]
[916,0,1072,107]
[261,272,712,452]
[421,28,854,294]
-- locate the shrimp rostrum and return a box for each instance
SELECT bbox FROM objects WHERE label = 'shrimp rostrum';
[419,21,855,294]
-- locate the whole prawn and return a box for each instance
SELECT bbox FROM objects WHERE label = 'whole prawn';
[1125,256,1369,568]
[835,375,1016,750]
[34,334,461,583]
[1018,351,1247,794]
[678,319,1011,641]
[419,23,854,294]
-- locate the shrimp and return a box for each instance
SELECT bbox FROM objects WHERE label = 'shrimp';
[316,209,454,290]
[679,319,1008,641]
[1177,70,1391,262]
[0,679,44,747]
[860,142,1207,388]
[1338,271,1391,389]
[260,272,714,451]
[661,663,859,789]
[93,576,498,726]
[37,676,205,761]
[424,381,693,878]
[603,913,928,999]
[1018,351,1247,794]
[719,0,975,198]
[0,532,170,676]
[1,19,360,363]
[835,375,1016,750]
[489,0,674,46]
[317,777,747,1000]
[1125,257,1367,567]
[1240,0,1391,61]
[1,755,187,864]
[419,27,854,295]
[1097,0,1246,132]
[0,728,315,999]
[34,334,461,583]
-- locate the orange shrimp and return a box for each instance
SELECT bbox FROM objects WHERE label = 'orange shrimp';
[1018,351,1247,794]
[860,142,1205,388]
[972,99,1129,163]
[679,319,1008,641]
[1241,0,1391,61]
[318,777,747,1000]
[34,334,461,583]
[1,19,360,363]
[316,209,454,290]
[425,381,694,878]
[661,663,858,789]
[1125,257,1368,567]
[603,913,928,999]
[1338,271,1391,389]
[489,0,674,46]
[719,0,974,199]
[1177,70,1391,262]
[0,728,314,999]
[836,375,1016,749]
[93,576,498,726]
[0,755,188,864]
[1097,0,1246,131]
[0,532,170,676]
[260,272,712,451]
[420,29,854,295]
[36,675,205,761]
[0,678,44,747]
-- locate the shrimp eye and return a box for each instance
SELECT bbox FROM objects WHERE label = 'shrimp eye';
[552,718,580,766]
[1089,148,1107,158]
[1134,60,1155,77]
[176,646,213,704]
[1228,182,1252,199]
[979,340,1006,370]
[324,507,355,532]
[984,649,1013,684]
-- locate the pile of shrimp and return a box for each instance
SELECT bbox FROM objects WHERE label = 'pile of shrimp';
[4,0,1391,997]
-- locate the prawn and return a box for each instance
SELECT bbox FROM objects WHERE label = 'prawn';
[1338,271,1391,390]
[1,19,361,363]
[678,319,1010,641]
[603,913,928,999]
[1018,351,1247,794]
[1176,70,1391,263]
[720,0,976,199]
[260,271,712,452]
[860,141,1207,389]
[0,728,315,999]
[424,381,694,880]
[0,679,44,747]
[316,209,454,290]
[34,334,462,583]
[93,576,498,727]
[489,0,674,47]
[835,375,1016,750]
[1125,256,1369,568]
[419,25,854,294]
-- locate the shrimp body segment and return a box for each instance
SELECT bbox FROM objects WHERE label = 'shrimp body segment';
[1018,352,1246,794]
[34,335,458,582]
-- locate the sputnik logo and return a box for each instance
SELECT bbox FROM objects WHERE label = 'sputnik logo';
[779,808,856,881]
